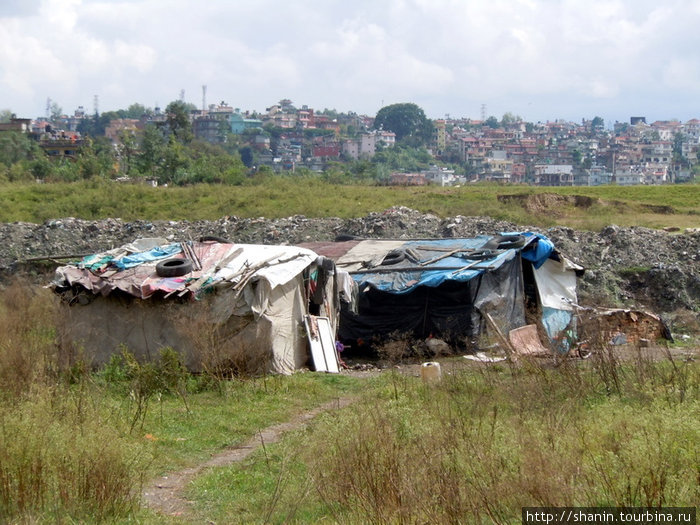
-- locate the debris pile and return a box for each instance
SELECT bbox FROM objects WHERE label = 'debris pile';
[0,207,698,319]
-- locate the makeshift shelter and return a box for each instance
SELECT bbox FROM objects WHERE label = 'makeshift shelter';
[302,233,583,355]
[51,238,338,374]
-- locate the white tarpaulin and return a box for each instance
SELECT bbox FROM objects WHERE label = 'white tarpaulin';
[532,257,578,311]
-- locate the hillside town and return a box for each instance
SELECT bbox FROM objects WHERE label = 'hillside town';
[2,99,699,186]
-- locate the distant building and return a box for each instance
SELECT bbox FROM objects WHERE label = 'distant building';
[40,131,83,160]
[534,164,574,185]
[105,119,141,144]
[341,130,396,160]
[422,165,464,186]
[193,116,226,143]
[230,110,263,135]
[0,117,31,133]
[390,172,427,185]
[433,119,446,156]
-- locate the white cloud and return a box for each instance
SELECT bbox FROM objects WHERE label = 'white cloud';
[1,0,699,123]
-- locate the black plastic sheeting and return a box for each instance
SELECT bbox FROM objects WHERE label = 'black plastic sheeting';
[339,254,525,351]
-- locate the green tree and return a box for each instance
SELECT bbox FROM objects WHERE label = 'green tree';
[484,116,499,129]
[117,130,138,175]
[0,131,42,166]
[239,146,254,168]
[136,124,166,177]
[373,103,433,146]
[672,131,685,163]
[0,109,13,123]
[572,149,583,167]
[372,143,434,172]
[164,100,194,143]
[76,136,116,179]
[49,101,63,123]
[160,136,189,184]
[500,112,521,127]
[125,103,153,119]
[77,111,120,137]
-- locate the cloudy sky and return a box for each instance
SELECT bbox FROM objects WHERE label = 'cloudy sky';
[2,0,699,126]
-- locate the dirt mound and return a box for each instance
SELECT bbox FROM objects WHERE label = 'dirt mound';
[497,193,596,216]
[641,203,675,214]
[1,207,698,321]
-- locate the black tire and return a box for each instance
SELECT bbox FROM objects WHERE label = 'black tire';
[484,234,527,250]
[156,258,193,277]
[578,343,592,359]
[198,235,232,243]
[335,233,360,242]
[381,249,406,265]
[464,249,497,261]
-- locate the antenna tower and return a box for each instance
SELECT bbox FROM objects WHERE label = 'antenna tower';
[179,89,185,102]
[480,104,486,121]
[202,85,207,111]
[93,95,99,116]
[46,97,51,119]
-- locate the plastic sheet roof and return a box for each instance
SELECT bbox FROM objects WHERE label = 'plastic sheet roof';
[52,238,318,300]
[306,232,557,294]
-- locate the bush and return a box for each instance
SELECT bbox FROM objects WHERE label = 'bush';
[0,280,60,398]
[99,346,190,431]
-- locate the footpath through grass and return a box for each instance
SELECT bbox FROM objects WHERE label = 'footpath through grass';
[0,179,698,230]
[183,356,700,524]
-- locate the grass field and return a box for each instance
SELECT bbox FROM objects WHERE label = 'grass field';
[0,282,698,523]
[184,358,700,524]
[0,178,698,230]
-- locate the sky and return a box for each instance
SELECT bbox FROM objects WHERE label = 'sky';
[2,0,700,126]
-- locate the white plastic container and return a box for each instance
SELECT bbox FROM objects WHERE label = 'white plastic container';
[420,361,442,384]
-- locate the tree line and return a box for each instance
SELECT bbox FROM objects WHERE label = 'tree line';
[0,101,444,186]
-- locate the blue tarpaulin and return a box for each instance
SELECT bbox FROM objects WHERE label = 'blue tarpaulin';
[113,243,182,270]
[517,232,555,269]
[350,234,551,294]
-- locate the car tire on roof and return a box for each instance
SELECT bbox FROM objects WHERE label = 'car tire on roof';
[465,249,497,260]
[381,249,406,265]
[156,258,193,277]
[485,234,527,250]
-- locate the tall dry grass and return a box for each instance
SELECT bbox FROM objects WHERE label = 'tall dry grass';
[0,279,153,522]
[304,348,699,524]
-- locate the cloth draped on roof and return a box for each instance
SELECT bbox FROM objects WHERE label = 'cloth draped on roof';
[318,232,579,348]
[53,241,318,301]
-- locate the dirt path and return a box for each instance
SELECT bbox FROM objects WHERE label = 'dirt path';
[141,395,357,517]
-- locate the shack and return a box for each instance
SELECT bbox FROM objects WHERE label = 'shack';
[51,238,338,374]
[302,233,584,354]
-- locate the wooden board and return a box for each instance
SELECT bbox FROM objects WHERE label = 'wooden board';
[304,315,339,373]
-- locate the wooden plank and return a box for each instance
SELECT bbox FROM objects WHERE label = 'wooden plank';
[304,315,339,373]
[484,312,517,362]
